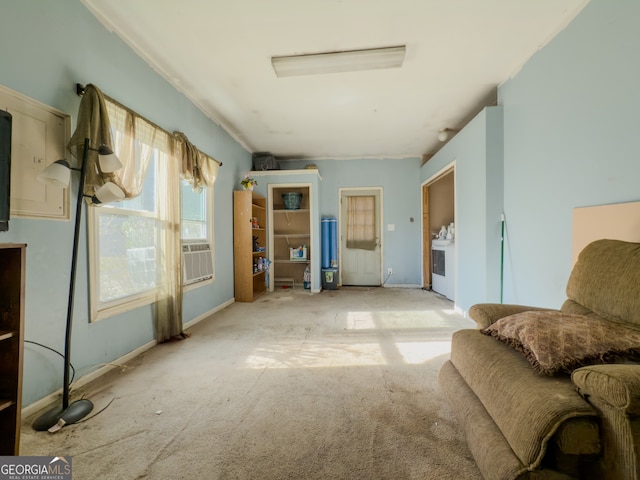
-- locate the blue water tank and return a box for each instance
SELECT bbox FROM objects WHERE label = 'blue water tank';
[321,217,338,268]
[321,217,331,268]
[328,217,337,267]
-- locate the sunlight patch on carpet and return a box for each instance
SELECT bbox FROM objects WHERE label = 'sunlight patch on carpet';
[341,310,456,330]
[395,341,452,364]
[243,338,452,369]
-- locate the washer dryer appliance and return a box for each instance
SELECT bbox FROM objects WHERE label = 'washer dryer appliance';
[431,240,454,300]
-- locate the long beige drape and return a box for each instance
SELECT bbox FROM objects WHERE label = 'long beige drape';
[346,195,377,250]
[155,145,183,341]
[102,98,183,341]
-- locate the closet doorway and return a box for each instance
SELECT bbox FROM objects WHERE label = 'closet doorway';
[422,166,455,292]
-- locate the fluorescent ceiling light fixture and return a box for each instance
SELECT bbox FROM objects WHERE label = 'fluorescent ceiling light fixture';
[272,45,406,77]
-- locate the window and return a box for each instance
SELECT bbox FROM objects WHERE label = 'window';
[180,179,215,287]
[181,179,208,241]
[346,195,377,250]
[87,97,217,322]
[89,150,165,321]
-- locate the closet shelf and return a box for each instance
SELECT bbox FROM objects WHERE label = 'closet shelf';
[0,400,13,413]
[274,234,310,238]
[274,209,309,214]
[0,331,14,342]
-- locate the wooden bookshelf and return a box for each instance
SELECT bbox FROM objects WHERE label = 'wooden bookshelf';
[0,243,25,455]
[234,191,267,302]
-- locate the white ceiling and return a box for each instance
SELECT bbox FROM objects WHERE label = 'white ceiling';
[82,0,588,160]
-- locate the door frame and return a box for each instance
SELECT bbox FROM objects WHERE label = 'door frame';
[338,186,384,286]
[421,162,456,290]
[267,182,316,292]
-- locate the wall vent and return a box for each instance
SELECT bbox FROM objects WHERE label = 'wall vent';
[182,242,213,285]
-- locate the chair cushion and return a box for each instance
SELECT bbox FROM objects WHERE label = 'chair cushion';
[482,311,640,375]
[450,329,599,468]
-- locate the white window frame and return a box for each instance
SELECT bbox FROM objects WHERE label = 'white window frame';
[88,155,164,322]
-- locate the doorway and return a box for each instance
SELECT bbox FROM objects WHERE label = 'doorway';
[422,167,455,292]
[339,187,383,286]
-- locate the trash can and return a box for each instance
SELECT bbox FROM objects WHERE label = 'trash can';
[322,267,338,290]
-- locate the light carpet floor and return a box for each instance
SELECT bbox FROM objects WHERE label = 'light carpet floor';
[21,287,482,480]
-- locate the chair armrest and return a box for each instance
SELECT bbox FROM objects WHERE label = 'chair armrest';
[468,303,557,329]
[572,365,640,479]
[572,364,640,414]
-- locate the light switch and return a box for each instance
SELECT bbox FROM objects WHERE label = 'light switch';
[387,224,395,231]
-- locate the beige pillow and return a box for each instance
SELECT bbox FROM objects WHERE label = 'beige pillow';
[481,311,640,375]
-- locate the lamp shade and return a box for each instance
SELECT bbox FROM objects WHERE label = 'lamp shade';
[37,159,72,187]
[93,182,125,204]
[96,145,122,173]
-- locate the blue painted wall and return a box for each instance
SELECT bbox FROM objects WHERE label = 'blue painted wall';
[499,0,640,308]
[0,1,251,406]
[421,107,504,312]
[284,158,423,286]
[422,1,640,313]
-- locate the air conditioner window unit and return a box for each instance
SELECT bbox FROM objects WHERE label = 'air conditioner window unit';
[182,242,213,285]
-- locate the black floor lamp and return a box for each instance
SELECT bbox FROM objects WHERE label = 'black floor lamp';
[32,138,124,432]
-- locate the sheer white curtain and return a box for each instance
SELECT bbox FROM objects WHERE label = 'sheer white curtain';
[105,101,156,198]
[105,100,183,341]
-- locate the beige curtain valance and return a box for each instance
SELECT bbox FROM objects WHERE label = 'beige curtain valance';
[72,83,221,198]
[173,131,219,191]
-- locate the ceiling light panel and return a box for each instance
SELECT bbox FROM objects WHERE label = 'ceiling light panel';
[271,45,406,78]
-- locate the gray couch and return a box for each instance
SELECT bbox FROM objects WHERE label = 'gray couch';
[438,239,640,479]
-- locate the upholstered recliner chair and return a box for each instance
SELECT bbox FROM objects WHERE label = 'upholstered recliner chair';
[439,239,640,480]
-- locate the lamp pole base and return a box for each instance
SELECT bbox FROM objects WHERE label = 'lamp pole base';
[32,399,94,432]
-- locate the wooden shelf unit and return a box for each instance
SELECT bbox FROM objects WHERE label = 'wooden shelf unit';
[271,186,311,288]
[234,191,267,302]
[0,243,25,455]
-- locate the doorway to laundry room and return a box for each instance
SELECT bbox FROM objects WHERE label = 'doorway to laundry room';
[422,166,455,299]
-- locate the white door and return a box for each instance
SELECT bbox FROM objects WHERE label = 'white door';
[340,188,382,286]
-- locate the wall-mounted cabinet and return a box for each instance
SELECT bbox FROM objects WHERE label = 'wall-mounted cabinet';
[271,186,311,289]
[233,191,267,302]
[0,243,25,455]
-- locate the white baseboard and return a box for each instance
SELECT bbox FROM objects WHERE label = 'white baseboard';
[22,339,158,418]
[183,297,234,330]
[23,298,235,418]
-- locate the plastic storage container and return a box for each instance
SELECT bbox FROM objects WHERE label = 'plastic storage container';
[252,152,279,170]
[289,246,307,261]
[304,266,311,290]
[322,267,338,290]
[282,192,302,210]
